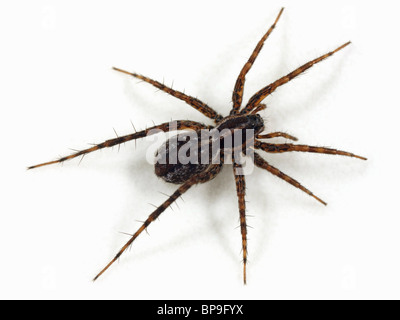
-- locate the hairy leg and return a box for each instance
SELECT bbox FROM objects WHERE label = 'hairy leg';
[255,141,367,160]
[93,181,193,281]
[28,120,212,169]
[254,152,326,205]
[233,162,248,284]
[113,67,223,122]
[242,42,351,114]
[231,8,284,114]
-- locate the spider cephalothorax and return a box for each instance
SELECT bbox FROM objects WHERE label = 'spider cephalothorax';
[28,8,366,284]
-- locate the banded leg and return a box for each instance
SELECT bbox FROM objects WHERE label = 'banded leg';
[231,8,284,114]
[242,42,351,114]
[254,152,326,205]
[113,67,223,122]
[93,165,222,281]
[233,162,248,284]
[257,132,298,141]
[255,141,367,160]
[93,181,192,281]
[28,120,212,169]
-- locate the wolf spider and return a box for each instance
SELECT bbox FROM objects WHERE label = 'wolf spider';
[28,8,366,284]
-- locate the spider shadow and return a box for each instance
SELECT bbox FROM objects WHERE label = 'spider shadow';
[106,154,242,276]
[267,36,352,125]
[117,220,214,270]
[200,164,249,267]
[194,14,289,116]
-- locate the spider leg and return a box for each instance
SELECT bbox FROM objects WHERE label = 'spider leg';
[113,67,223,122]
[231,8,284,114]
[93,164,222,281]
[255,141,367,160]
[233,162,248,284]
[257,132,298,141]
[28,120,212,169]
[254,152,327,205]
[242,41,351,114]
[93,181,193,281]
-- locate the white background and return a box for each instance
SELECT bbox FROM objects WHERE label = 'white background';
[1,0,399,299]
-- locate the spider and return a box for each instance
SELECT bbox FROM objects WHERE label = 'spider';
[28,8,366,284]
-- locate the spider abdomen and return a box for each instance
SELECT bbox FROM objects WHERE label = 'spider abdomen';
[154,132,211,184]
